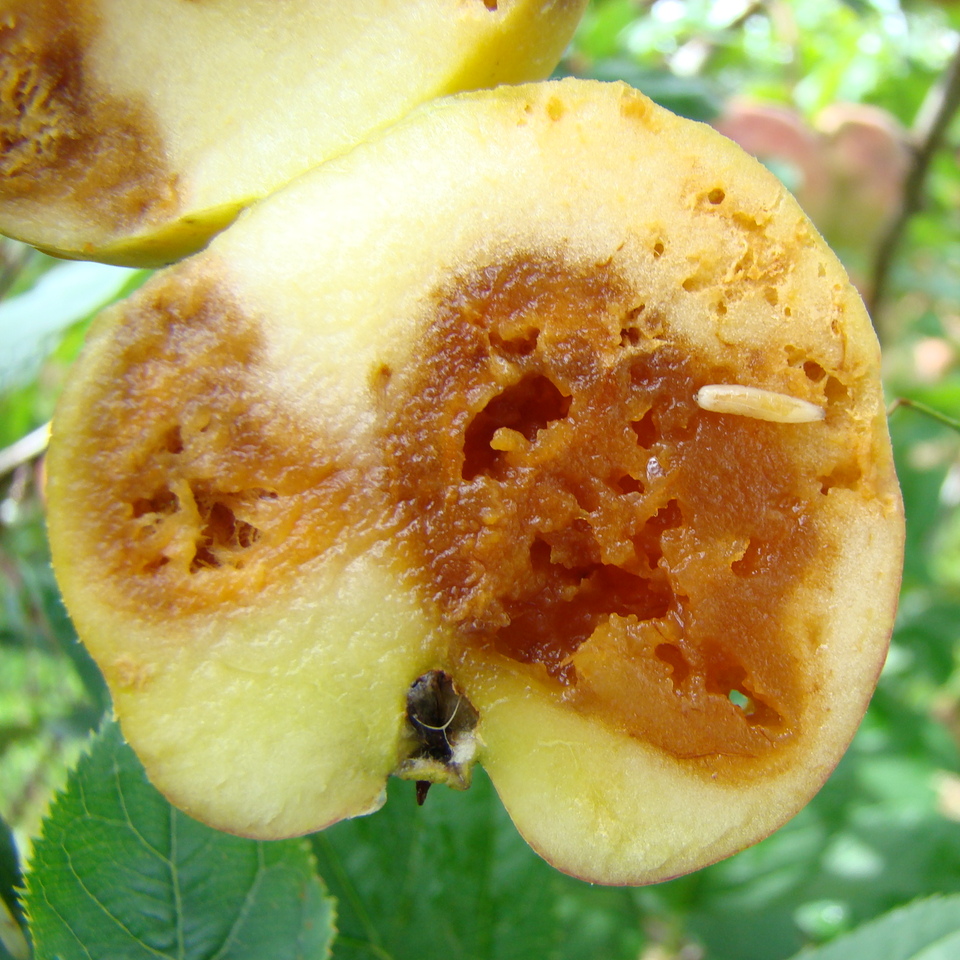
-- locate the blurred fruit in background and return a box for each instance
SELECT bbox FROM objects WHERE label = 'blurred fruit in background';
[714,99,911,291]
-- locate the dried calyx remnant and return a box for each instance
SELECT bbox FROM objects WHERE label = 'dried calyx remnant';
[399,671,480,803]
[84,252,867,774]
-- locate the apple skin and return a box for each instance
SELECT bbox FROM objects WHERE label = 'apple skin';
[46,79,904,885]
[0,0,587,267]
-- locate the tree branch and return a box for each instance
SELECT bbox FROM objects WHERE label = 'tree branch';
[867,37,960,329]
[0,422,50,481]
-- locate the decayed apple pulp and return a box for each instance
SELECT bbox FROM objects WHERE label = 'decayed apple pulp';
[46,80,904,885]
[0,0,586,265]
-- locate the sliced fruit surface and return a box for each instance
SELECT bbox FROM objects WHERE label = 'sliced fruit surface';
[0,0,586,267]
[46,78,904,884]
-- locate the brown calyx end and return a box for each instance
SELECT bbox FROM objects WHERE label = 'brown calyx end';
[77,263,366,617]
[0,0,179,232]
[397,670,480,801]
[385,253,867,774]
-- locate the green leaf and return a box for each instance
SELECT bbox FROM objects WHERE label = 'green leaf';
[0,815,29,960]
[23,721,336,960]
[789,895,960,960]
[0,815,22,929]
[0,261,144,394]
[312,769,644,960]
[570,0,641,60]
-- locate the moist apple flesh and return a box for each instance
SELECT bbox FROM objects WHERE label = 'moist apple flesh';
[75,252,865,776]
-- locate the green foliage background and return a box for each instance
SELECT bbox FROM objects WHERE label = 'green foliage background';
[4,1,960,957]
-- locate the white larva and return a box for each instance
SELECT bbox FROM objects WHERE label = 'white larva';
[695,384,825,423]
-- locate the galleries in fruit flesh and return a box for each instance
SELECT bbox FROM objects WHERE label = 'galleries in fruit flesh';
[54,252,874,778]
[384,254,854,773]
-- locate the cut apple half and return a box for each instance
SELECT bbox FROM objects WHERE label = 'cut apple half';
[46,78,904,885]
[0,0,587,267]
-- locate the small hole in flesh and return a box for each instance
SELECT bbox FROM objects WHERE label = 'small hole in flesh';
[704,650,781,728]
[462,375,570,480]
[235,520,259,549]
[633,500,681,569]
[205,501,237,545]
[825,375,848,403]
[653,241,665,257]
[131,487,178,518]
[732,538,765,577]
[141,555,169,574]
[490,327,539,356]
[803,360,826,382]
[631,409,659,448]
[655,643,690,687]
[187,497,263,573]
[372,363,393,393]
[707,187,726,204]
[740,689,783,726]
[613,473,643,495]
[164,426,183,454]
[784,345,804,366]
[190,545,221,572]
[819,461,862,494]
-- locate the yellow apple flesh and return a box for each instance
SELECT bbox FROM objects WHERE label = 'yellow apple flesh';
[46,79,904,885]
[0,0,586,266]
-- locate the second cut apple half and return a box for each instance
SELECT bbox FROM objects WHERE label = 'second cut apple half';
[46,79,904,885]
[0,0,586,266]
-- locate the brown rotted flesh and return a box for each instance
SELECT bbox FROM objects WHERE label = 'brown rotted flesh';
[85,255,866,767]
